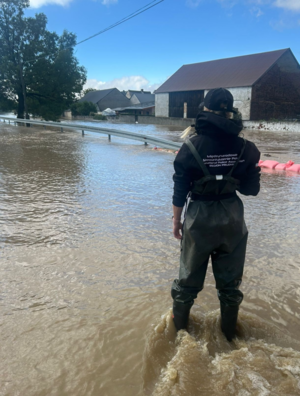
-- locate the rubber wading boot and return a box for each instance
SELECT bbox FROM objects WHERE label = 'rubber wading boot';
[220,303,239,342]
[172,303,191,331]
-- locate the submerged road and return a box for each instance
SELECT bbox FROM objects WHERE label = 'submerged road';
[1,122,300,395]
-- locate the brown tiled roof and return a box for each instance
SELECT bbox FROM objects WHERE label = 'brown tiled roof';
[156,49,292,93]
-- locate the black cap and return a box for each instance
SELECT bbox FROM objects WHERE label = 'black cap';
[204,88,237,113]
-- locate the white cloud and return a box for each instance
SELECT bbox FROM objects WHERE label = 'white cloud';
[30,0,73,7]
[270,18,287,30]
[102,0,118,5]
[84,76,160,93]
[219,0,300,11]
[186,0,202,8]
[256,8,264,16]
[249,5,264,16]
[274,0,300,11]
[217,0,239,8]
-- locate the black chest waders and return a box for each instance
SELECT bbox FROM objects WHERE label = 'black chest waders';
[172,139,248,341]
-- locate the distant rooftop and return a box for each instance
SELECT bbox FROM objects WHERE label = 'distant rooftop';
[79,88,115,103]
[132,93,155,104]
[126,90,151,94]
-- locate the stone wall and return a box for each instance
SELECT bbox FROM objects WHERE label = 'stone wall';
[63,110,72,120]
[155,93,169,117]
[71,116,95,121]
[117,115,135,123]
[118,114,193,128]
[118,115,300,132]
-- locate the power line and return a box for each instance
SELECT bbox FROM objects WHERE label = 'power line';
[23,0,164,64]
[76,0,162,47]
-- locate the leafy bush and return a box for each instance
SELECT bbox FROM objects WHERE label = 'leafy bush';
[93,114,107,121]
[70,101,97,116]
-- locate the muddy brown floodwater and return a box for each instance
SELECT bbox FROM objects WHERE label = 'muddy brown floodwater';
[0,121,300,396]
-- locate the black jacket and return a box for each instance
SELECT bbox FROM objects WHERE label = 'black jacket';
[173,112,261,207]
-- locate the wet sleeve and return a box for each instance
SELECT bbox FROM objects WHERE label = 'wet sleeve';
[239,143,261,196]
[172,144,192,207]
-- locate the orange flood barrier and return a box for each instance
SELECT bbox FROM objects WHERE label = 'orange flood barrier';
[259,160,300,173]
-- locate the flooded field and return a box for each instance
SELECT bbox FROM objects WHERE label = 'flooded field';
[1,121,300,396]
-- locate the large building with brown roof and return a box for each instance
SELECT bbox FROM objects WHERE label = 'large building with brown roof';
[155,49,300,121]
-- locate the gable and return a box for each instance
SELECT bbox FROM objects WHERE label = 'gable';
[130,93,155,105]
[79,89,114,104]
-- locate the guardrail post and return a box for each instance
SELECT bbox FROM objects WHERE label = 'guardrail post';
[82,130,84,136]
[108,134,111,142]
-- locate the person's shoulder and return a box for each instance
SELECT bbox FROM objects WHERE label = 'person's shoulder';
[190,134,201,142]
[181,134,202,149]
[188,134,203,147]
[241,138,260,159]
[175,138,194,160]
[244,139,260,152]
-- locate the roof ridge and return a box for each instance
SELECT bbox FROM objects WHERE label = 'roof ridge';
[155,49,296,93]
[94,88,115,92]
[182,48,289,67]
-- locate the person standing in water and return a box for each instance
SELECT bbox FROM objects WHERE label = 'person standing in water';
[171,88,261,341]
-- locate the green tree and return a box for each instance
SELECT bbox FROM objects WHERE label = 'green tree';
[0,0,87,121]
[70,101,97,116]
[0,81,16,112]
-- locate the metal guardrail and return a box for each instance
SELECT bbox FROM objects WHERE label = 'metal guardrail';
[0,116,182,151]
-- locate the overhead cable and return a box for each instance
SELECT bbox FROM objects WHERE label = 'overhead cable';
[76,0,163,47]
[23,0,164,64]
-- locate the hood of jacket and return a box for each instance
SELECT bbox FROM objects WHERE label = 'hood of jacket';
[195,111,243,137]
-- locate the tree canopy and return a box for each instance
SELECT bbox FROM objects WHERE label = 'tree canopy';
[70,101,97,116]
[0,0,87,120]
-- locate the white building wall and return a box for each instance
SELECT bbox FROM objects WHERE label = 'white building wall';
[63,110,72,120]
[204,87,252,120]
[155,93,169,117]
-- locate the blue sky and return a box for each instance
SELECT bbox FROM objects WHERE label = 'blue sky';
[26,0,300,92]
